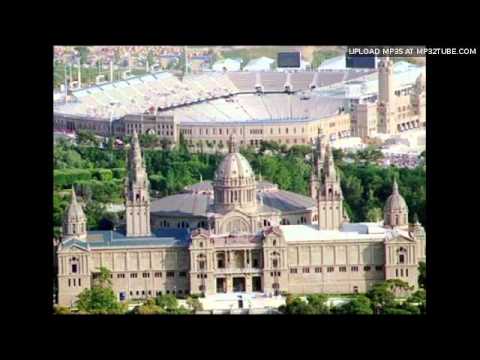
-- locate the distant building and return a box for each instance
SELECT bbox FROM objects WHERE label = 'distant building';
[212,58,242,72]
[243,57,275,71]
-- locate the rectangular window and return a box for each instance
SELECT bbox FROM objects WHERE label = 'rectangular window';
[303,267,310,273]
[142,272,150,278]
[166,271,175,278]
[339,266,347,272]
[351,266,358,272]
[68,279,71,287]
[71,264,78,273]
[117,274,125,278]
[154,272,162,278]
[396,269,399,277]
[179,272,187,277]
[327,267,334,273]
[406,269,409,277]
[290,268,297,274]
[400,269,404,277]
[73,279,76,287]
[315,267,322,273]
[130,273,138,278]
[78,278,81,287]
[375,266,383,271]
[364,266,371,271]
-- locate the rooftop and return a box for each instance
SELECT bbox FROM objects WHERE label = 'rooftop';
[279,224,386,242]
[62,228,190,250]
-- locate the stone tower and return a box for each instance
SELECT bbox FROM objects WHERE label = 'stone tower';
[125,130,151,237]
[409,213,426,262]
[309,133,326,200]
[316,143,345,230]
[411,70,426,126]
[377,56,396,134]
[63,187,87,240]
[384,178,408,228]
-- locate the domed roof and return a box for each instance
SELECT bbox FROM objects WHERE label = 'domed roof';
[215,152,255,180]
[215,135,255,181]
[384,179,408,212]
[66,188,85,219]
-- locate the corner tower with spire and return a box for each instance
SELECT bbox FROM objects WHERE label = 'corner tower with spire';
[310,132,326,200]
[313,141,346,230]
[125,130,151,237]
[384,178,408,228]
[63,187,87,240]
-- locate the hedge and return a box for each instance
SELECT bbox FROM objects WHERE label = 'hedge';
[91,169,113,182]
[74,179,123,203]
[54,169,92,188]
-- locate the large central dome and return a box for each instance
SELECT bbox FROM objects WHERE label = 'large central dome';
[215,152,255,181]
[213,135,257,212]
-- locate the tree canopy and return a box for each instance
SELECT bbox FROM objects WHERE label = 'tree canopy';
[76,267,126,314]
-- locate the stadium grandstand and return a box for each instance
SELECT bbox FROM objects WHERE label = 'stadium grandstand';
[53,63,423,148]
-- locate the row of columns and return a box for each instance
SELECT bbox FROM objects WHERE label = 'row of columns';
[220,249,259,269]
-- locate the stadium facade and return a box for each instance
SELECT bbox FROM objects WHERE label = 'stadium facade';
[56,131,426,307]
[53,57,426,149]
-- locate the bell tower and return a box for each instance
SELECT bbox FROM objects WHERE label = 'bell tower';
[316,143,344,230]
[377,56,396,134]
[125,130,151,237]
[309,132,326,200]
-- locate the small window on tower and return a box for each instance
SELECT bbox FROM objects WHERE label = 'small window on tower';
[71,264,77,273]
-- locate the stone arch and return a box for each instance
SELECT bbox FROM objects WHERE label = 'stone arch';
[221,215,250,234]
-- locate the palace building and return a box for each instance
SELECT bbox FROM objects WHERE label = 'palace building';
[56,130,426,307]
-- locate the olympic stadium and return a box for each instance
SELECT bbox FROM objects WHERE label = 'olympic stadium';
[53,60,424,146]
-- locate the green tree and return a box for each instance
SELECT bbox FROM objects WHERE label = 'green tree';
[306,294,330,314]
[333,295,373,315]
[366,207,383,222]
[186,296,203,312]
[76,129,99,147]
[132,298,165,315]
[283,297,316,315]
[366,282,396,314]
[139,133,160,148]
[155,294,178,311]
[76,267,126,314]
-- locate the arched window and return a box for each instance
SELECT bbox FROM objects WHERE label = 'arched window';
[397,247,407,264]
[395,214,399,225]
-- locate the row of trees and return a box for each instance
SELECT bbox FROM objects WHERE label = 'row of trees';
[280,279,426,315]
[53,135,425,230]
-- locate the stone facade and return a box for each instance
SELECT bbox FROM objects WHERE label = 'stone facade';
[56,132,426,307]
